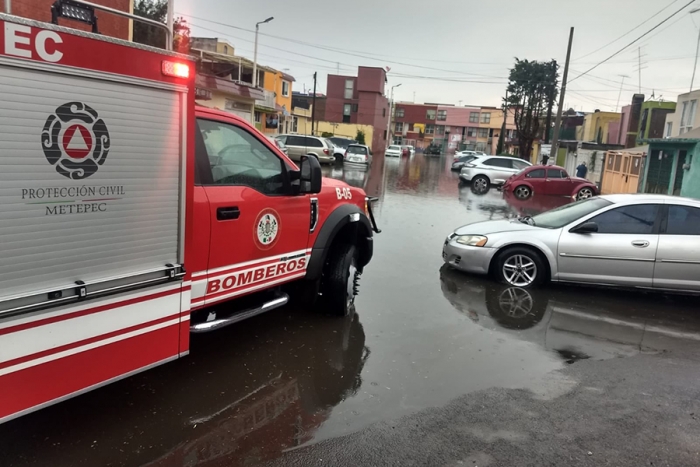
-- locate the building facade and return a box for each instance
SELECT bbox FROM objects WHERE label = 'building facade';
[664,90,700,138]
[325,67,389,152]
[8,0,132,39]
[577,110,622,144]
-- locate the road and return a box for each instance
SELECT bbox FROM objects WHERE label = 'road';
[3,153,700,466]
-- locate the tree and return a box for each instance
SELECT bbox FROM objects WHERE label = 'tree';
[133,0,190,53]
[506,59,559,160]
[355,130,366,145]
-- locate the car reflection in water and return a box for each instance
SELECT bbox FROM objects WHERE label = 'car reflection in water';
[0,311,368,467]
[439,265,700,362]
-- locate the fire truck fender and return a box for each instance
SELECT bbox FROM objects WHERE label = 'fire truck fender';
[305,204,374,281]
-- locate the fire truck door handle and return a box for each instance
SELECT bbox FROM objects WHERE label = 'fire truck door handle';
[217,207,240,220]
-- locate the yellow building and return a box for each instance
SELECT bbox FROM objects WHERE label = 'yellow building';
[316,122,374,145]
[577,111,621,143]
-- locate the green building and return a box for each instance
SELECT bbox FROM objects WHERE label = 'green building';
[637,100,676,146]
[642,126,700,199]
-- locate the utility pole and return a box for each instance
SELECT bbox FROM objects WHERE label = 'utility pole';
[388,83,402,144]
[253,17,274,87]
[550,27,574,165]
[690,8,700,91]
[544,60,557,144]
[496,89,508,155]
[615,75,629,112]
[638,47,642,93]
[311,72,317,136]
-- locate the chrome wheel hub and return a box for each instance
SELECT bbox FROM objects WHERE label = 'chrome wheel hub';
[502,254,537,287]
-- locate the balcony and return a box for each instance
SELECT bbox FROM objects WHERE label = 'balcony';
[255,89,277,112]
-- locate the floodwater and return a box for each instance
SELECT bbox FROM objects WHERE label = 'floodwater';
[2,153,700,466]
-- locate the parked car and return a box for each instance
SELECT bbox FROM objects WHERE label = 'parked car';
[344,144,373,168]
[275,134,335,164]
[442,194,700,291]
[425,144,442,155]
[266,135,288,155]
[329,137,358,149]
[459,155,532,191]
[325,138,346,163]
[385,145,402,157]
[453,150,477,161]
[451,154,479,171]
[501,165,597,201]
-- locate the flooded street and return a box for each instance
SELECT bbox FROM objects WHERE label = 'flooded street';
[3,153,700,466]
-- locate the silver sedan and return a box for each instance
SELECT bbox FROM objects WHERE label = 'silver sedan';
[442,194,700,292]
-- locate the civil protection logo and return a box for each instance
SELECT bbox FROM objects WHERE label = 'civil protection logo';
[254,208,280,250]
[41,102,111,180]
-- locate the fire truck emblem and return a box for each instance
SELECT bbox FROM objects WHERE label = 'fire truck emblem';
[41,102,111,180]
[254,209,280,250]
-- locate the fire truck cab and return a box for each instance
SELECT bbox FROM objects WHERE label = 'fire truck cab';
[0,10,377,424]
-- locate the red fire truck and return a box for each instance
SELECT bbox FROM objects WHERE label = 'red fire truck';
[0,6,378,424]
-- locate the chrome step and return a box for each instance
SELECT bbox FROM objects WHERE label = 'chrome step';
[190,292,289,333]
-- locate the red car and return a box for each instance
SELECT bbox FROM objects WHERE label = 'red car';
[501,165,597,200]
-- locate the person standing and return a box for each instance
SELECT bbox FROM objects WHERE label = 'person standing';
[576,161,588,179]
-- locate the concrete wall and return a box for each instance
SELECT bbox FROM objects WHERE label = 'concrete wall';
[10,0,131,39]
[579,111,622,143]
[357,67,385,94]
[315,121,374,145]
[681,146,700,199]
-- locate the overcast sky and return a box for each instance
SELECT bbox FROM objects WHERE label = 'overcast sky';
[177,0,698,112]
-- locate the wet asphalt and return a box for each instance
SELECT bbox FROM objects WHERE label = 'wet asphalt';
[3,154,700,466]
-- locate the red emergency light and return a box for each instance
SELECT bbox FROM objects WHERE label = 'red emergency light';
[162,60,190,79]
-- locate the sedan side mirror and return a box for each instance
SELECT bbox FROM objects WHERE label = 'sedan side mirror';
[572,221,598,234]
[298,155,322,194]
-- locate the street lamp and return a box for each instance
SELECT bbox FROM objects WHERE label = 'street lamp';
[253,16,274,88]
[388,83,402,144]
[690,8,700,92]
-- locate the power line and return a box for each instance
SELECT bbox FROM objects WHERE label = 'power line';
[568,0,696,84]
[572,0,683,62]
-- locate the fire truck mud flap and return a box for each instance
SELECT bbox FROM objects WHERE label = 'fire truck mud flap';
[306,204,376,281]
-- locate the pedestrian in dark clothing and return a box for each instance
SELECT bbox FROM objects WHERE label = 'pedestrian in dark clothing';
[576,161,588,179]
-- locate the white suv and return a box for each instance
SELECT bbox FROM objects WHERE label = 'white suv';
[459,155,531,191]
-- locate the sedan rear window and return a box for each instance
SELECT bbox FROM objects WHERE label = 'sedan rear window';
[389,145,401,150]
[531,198,613,229]
[347,146,368,155]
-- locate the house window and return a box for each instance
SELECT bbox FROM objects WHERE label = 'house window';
[395,122,404,133]
[425,124,435,134]
[665,122,673,137]
[480,112,491,124]
[292,116,298,133]
[344,79,354,99]
[436,125,445,136]
[437,110,447,121]
[254,111,261,123]
[469,112,480,123]
[352,104,358,112]
[343,104,351,123]
[477,128,489,138]
[282,81,290,97]
[467,127,477,137]
[475,142,488,152]
[383,108,386,117]
[396,108,405,118]
[426,109,436,120]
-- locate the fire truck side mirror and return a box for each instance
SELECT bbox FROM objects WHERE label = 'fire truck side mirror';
[298,155,322,194]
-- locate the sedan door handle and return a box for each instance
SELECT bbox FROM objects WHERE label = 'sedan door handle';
[631,240,649,248]
[217,206,240,221]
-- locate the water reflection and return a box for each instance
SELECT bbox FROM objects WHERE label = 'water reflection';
[0,311,368,467]
[439,265,700,361]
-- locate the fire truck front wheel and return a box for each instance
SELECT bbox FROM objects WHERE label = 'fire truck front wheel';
[322,243,360,317]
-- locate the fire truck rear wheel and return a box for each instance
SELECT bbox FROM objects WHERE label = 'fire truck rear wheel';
[323,243,359,317]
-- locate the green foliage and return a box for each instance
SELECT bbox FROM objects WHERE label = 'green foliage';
[506,59,559,160]
[321,131,334,137]
[133,0,190,52]
[356,130,366,145]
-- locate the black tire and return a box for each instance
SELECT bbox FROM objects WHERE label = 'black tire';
[471,175,490,193]
[321,243,359,317]
[494,246,547,288]
[287,278,321,309]
[514,185,532,200]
